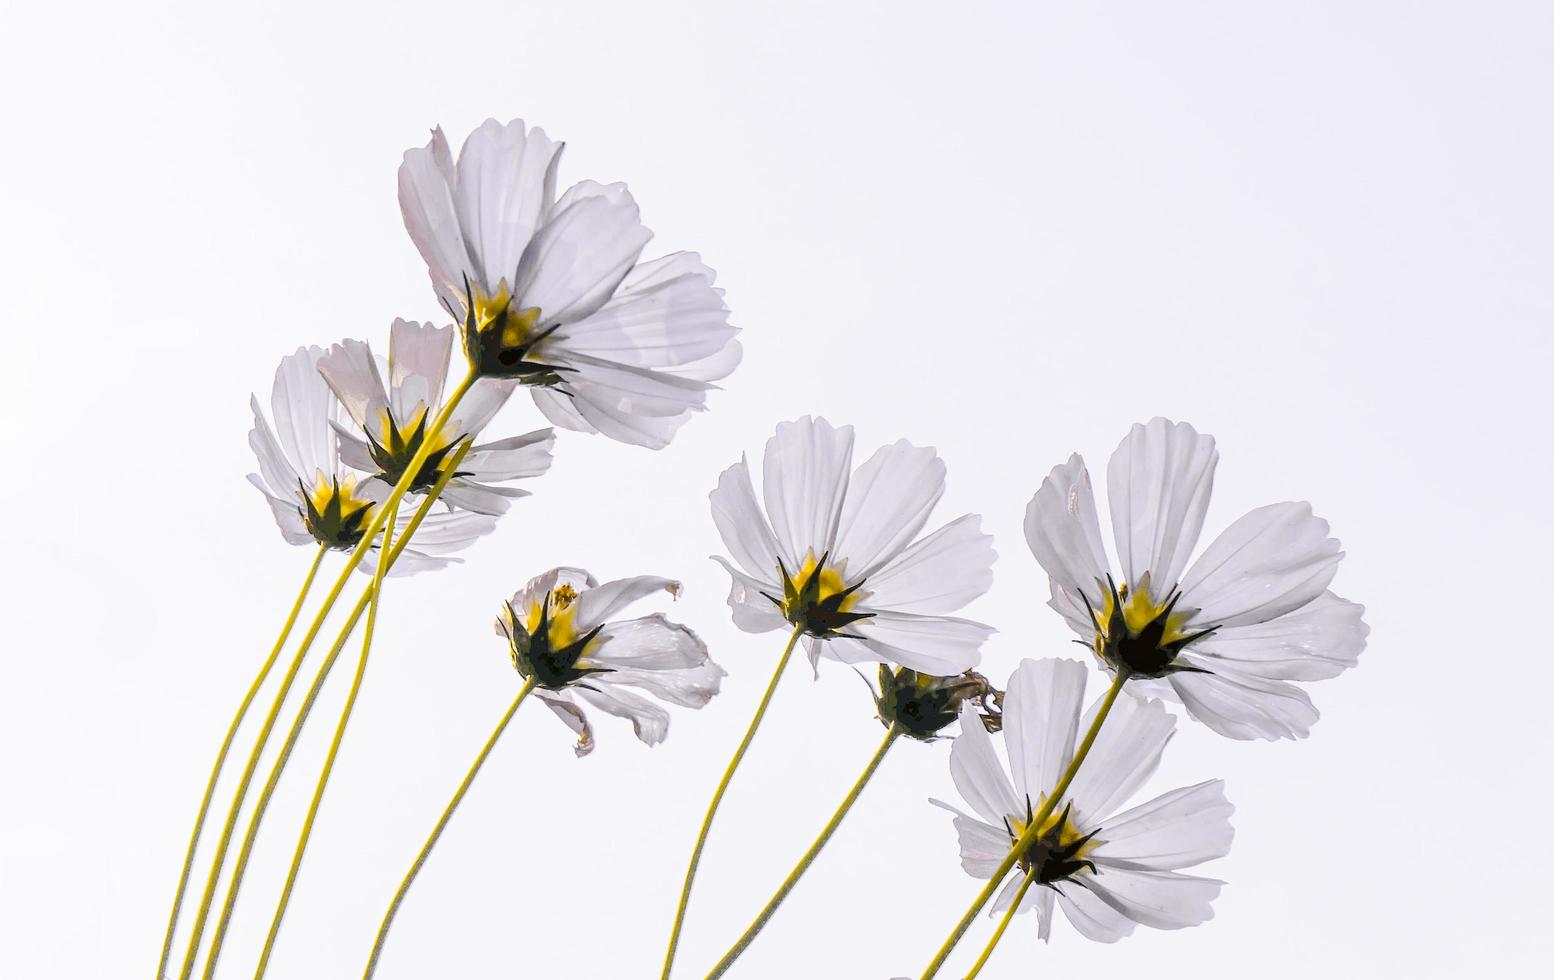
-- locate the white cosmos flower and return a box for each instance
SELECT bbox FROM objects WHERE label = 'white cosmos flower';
[495,567,725,757]
[1025,417,1368,740]
[247,346,497,576]
[318,318,556,516]
[934,658,1234,944]
[710,416,996,675]
[398,117,741,450]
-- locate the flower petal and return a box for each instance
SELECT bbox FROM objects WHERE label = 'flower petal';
[1004,658,1088,811]
[711,557,786,634]
[397,127,468,313]
[1077,868,1223,932]
[1062,694,1175,827]
[584,615,724,707]
[761,416,855,568]
[947,703,1022,826]
[846,609,992,674]
[318,338,390,433]
[574,576,679,632]
[1090,779,1234,871]
[573,681,672,747]
[1179,502,1342,628]
[387,319,453,423]
[1189,590,1367,681]
[1106,418,1218,593]
[534,689,595,757]
[862,514,996,615]
[1024,454,1110,612]
[453,117,563,296]
[711,455,782,580]
[516,180,652,324]
[1055,880,1138,943]
[553,251,736,368]
[832,439,945,578]
[928,799,1009,879]
[1168,661,1319,741]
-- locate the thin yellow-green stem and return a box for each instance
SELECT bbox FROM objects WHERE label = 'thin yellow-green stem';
[917,668,1131,980]
[252,496,400,978]
[198,441,472,979]
[175,372,475,979]
[155,544,327,980]
[962,870,1036,980]
[705,723,901,978]
[361,677,539,979]
[660,625,804,980]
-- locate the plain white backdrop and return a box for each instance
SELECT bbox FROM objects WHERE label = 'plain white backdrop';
[2,1,1550,977]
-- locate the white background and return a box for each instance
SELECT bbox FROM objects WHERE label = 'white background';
[2,1,1550,977]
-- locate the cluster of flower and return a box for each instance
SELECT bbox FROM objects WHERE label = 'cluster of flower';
[160,117,1367,980]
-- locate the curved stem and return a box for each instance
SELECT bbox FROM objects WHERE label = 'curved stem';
[175,373,475,979]
[705,723,900,978]
[962,870,1035,980]
[917,667,1130,979]
[155,545,327,980]
[361,677,538,979]
[252,496,399,978]
[660,625,804,980]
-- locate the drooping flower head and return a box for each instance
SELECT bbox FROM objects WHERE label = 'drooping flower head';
[873,666,1002,741]
[318,319,556,516]
[398,118,741,449]
[711,416,996,674]
[934,658,1234,943]
[496,567,724,756]
[247,346,498,575]
[1025,418,1368,740]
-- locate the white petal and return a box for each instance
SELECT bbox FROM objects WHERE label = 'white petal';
[251,482,312,546]
[928,799,1010,879]
[318,338,389,433]
[1106,418,1218,593]
[710,456,782,580]
[534,689,595,757]
[387,319,453,423]
[573,681,672,747]
[1024,454,1110,612]
[1180,502,1342,628]
[439,482,525,516]
[531,386,595,433]
[846,610,992,674]
[1189,590,1367,681]
[669,337,743,384]
[268,345,337,480]
[1079,868,1223,931]
[503,567,598,623]
[1062,694,1175,827]
[397,127,469,313]
[947,703,1021,826]
[554,250,736,368]
[761,416,855,569]
[711,557,786,634]
[544,355,711,450]
[585,616,723,708]
[1090,779,1234,871]
[1004,658,1088,810]
[1055,880,1137,943]
[449,376,521,441]
[1168,662,1319,741]
[462,429,556,482]
[453,118,563,295]
[832,440,945,578]
[862,514,996,615]
[574,576,679,632]
[248,398,300,500]
[516,180,651,324]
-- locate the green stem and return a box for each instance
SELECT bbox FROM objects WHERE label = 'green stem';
[917,668,1130,979]
[193,437,473,980]
[361,677,539,979]
[660,625,804,980]
[705,723,901,978]
[174,372,475,980]
[155,544,327,980]
[252,494,400,978]
[962,870,1035,980]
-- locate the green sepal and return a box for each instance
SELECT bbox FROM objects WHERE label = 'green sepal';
[502,593,613,691]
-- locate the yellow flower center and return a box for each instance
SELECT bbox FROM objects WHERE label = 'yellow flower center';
[1092,577,1192,651]
[307,472,374,522]
[472,281,543,348]
[525,582,582,649]
[783,551,860,617]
